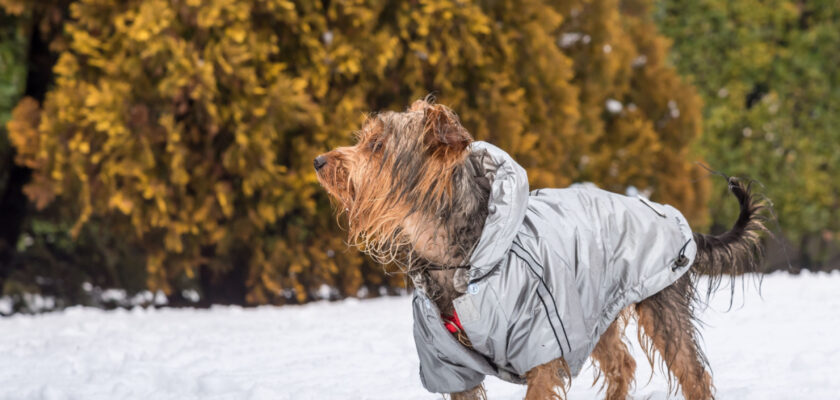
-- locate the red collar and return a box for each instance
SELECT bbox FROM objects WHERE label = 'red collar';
[442,310,464,334]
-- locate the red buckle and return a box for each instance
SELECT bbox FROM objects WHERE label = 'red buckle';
[442,310,464,334]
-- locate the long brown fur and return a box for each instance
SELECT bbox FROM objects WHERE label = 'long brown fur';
[450,384,488,400]
[590,313,636,400]
[315,99,767,400]
[635,274,714,400]
[524,359,571,400]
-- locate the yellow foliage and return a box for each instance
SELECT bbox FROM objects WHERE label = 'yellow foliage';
[8,0,706,304]
[0,0,26,15]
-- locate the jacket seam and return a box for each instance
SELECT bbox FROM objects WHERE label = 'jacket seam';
[509,243,572,354]
[511,241,572,352]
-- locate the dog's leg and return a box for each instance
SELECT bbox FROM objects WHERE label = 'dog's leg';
[450,384,487,400]
[524,358,569,400]
[590,316,636,400]
[635,276,713,400]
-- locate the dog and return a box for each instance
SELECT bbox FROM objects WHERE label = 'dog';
[315,99,765,400]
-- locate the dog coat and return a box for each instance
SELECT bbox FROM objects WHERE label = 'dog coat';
[412,141,697,393]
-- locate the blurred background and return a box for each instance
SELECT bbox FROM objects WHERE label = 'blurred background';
[0,0,837,314]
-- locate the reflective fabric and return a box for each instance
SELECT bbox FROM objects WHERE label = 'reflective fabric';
[412,142,696,394]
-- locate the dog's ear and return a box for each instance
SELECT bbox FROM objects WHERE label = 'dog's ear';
[421,103,472,155]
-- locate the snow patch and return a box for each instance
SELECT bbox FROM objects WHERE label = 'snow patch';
[101,289,127,303]
[322,30,333,46]
[317,284,332,300]
[0,274,837,399]
[606,98,623,113]
[668,99,680,118]
[22,293,56,311]
[131,290,154,305]
[181,289,200,303]
[632,55,647,67]
[743,127,753,137]
[356,286,370,298]
[0,297,11,314]
[559,32,583,48]
[577,155,591,170]
[154,290,168,306]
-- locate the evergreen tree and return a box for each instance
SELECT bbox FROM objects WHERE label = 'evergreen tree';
[6,0,706,304]
[657,0,840,267]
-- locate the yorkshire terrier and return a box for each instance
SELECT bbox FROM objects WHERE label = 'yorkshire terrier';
[315,99,765,400]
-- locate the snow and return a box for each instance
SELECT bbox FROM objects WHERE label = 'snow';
[743,127,754,138]
[632,55,648,68]
[559,33,584,48]
[1,272,839,400]
[322,31,334,46]
[668,100,680,119]
[606,98,623,113]
[558,32,591,48]
[0,297,11,315]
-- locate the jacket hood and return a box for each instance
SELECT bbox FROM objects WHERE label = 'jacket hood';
[467,141,530,280]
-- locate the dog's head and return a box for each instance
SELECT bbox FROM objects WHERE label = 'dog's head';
[314,99,480,266]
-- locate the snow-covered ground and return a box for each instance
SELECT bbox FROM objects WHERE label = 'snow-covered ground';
[1,272,838,400]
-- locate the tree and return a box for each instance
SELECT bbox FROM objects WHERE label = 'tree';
[7,0,706,305]
[0,1,74,308]
[563,0,708,223]
[656,0,840,268]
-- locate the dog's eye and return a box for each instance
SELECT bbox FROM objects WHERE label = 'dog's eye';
[368,140,384,153]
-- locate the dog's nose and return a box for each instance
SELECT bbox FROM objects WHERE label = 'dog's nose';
[313,155,327,171]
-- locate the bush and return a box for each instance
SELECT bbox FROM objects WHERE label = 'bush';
[7,0,705,305]
[657,0,840,268]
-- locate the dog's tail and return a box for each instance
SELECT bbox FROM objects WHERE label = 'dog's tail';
[691,177,768,297]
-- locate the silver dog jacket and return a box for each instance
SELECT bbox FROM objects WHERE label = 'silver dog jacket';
[412,141,696,393]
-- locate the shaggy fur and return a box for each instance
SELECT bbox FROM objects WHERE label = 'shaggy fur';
[590,311,636,399]
[315,98,766,399]
[451,385,488,400]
